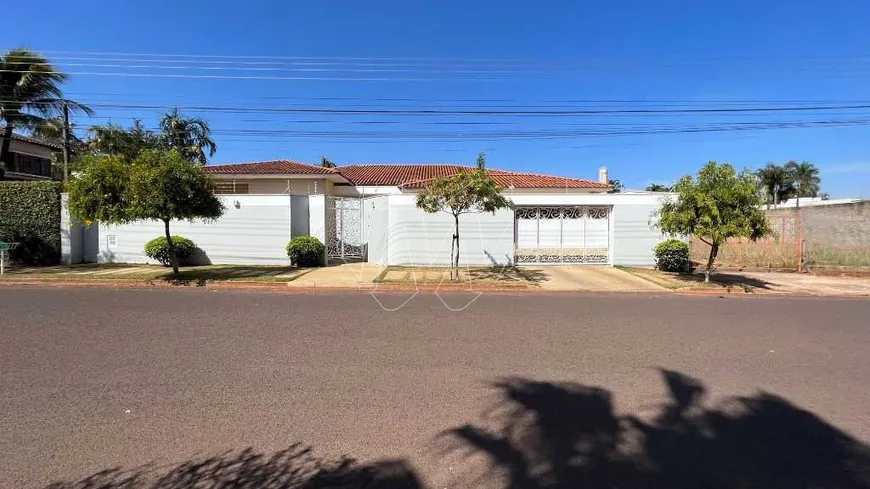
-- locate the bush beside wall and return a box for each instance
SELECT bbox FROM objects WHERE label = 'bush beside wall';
[0,182,62,265]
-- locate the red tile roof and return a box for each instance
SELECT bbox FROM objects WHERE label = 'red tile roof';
[204,160,609,189]
[203,160,338,175]
[340,164,610,189]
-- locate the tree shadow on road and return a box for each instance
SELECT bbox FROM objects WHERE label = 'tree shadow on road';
[43,443,422,489]
[42,370,870,489]
[445,369,870,488]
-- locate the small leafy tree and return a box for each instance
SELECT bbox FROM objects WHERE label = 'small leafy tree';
[67,154,132,224]
[656,161,772,282]
[416,168,513,280]
[69,150,223,274]
[127,150,224,273]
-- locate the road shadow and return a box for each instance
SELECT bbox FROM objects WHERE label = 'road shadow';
[40,371,870,488]
[445,369,870,488]
[43,444,422,489]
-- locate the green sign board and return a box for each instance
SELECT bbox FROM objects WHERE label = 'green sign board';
[0,242,9,251]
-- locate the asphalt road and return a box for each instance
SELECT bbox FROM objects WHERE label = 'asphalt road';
[1,287,869,488]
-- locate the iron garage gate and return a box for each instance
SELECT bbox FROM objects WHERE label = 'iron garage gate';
[514,206,611,264]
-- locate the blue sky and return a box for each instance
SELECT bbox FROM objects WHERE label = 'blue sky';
[5,0,870,196]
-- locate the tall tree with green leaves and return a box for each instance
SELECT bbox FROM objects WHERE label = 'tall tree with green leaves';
[416,168,513,280]
[657,161,772,282]
[68,150,223,274]
[159,108,217,165]
[476,152,486,169]
[784,161,821,207]
[87,120,161,161]
[0,48,92,175]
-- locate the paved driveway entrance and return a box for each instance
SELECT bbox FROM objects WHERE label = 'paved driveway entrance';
[531,265,667,291]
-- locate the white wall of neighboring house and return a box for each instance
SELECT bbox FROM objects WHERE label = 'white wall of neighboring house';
[225,177,330,195]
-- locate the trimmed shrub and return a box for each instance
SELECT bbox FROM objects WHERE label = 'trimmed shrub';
[144,236,197,267]
[654,238,691,272]
[286,235,325,267]
[0,181,62,265]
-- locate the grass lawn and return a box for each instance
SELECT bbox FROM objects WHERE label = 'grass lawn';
[617,266,768,293]
[0,263,308,284]
[374,266,546,287]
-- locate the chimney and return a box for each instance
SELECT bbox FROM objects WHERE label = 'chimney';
[598,166,609,185]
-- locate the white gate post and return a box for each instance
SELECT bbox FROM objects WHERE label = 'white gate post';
[308,194,327,265]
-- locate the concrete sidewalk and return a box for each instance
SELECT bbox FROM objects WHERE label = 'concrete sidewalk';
[286,262,383,289]
[739,272,870,296]
[532,265,668,292]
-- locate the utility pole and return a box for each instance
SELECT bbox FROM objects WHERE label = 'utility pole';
[62,102,70,181]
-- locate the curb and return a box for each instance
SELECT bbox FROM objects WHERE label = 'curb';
[2,278,868,299]
[0,278,537,294]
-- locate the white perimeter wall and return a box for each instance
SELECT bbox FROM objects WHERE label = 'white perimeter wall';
[364,193,669,267]
[62,191,668,268]
[96,195,295,265]
[379,195,515,266]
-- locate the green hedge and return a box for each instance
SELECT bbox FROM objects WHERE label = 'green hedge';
[0,182,62,265]
[654,238,691,273]
[286,235,325,267]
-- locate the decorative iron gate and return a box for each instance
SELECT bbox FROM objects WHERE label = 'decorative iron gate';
[326,197,365,259]
[515,206,611,264]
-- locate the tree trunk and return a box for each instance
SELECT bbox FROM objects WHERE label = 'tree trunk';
[163,219,180,275]
[453,213,460,281]
[0,124,14,179]
[450,228,456,280]
[704,242,719,283]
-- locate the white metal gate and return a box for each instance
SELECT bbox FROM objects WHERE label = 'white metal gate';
[326,197,365,260]
[515,206,610,264]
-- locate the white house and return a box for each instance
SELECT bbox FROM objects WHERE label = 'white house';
[67,160,669,267]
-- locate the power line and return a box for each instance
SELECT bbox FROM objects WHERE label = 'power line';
[11,98,870,116]
[33,48,870,64]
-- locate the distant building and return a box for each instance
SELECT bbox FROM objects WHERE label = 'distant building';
[0,132,58,180]
[771,197,861,208]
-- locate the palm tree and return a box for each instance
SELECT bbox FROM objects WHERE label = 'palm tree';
[645,183,672,192]
[608,179,624,193]
[159,107,216,165]
[756,163,793,208]
[320,156,336,168]
[784,161,820,207]
[0,48,92,175]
